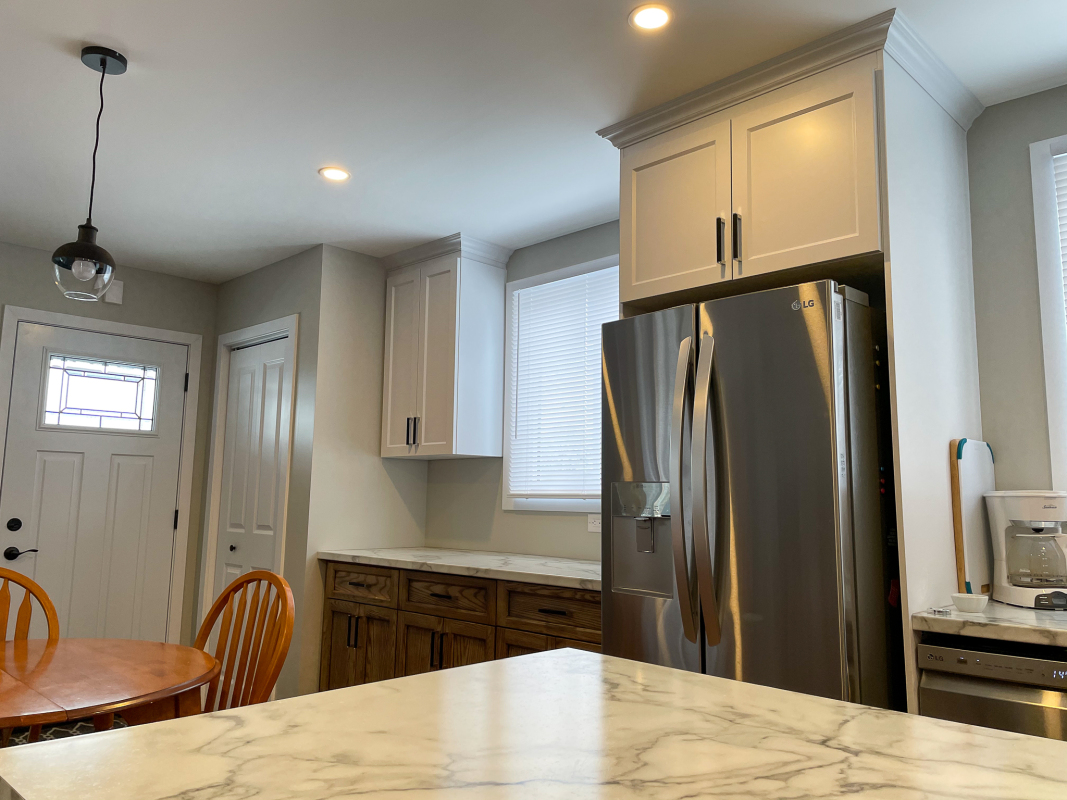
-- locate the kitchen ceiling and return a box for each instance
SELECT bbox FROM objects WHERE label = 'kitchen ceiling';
[3,1,1066,283]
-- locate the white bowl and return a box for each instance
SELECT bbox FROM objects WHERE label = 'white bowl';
[951,593,989,613]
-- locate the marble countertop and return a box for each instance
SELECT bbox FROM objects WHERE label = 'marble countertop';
[913,600,1067,647]
[2,649,1067,799]
[316,546,601,590]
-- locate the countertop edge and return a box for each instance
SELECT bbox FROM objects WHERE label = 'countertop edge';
[316,549,602,591]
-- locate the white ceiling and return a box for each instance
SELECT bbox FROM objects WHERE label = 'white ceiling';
[3,1,1067,283]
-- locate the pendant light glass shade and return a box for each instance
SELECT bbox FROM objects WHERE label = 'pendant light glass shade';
[52,223,115,300]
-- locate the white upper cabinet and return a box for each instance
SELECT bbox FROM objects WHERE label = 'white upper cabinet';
[730,55,880,278]
[620,111,733,302]
[608,52,882,303]
[380,235,510,459]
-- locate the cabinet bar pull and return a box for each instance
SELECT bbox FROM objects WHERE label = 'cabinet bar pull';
[405,417,413,446]
[429,631,438,668]
[716,217,726,266]
[348,581,367,588]
[352,616,360,648]
[538,607,569,617]
[439,631,446,668]
[412,416,419,445]
[429,592,452,601]
[732,213,742,263]
[346,615,356,648]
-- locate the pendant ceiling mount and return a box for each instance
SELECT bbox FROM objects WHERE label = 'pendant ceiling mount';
[51,45,128,301]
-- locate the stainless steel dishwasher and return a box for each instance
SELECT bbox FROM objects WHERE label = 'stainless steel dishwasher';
[919,633,1067,740]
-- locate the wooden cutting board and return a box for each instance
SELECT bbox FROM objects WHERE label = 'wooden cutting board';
[949,438,996,594]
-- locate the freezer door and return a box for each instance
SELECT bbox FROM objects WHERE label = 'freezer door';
[697,281,849,700]
[601,306,701,672]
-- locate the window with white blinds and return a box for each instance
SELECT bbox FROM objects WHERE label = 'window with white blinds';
[1054,152,1067,318]
[503,262,619,512]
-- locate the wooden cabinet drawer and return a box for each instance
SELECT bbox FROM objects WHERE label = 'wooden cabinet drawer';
[399,570,495,625]
[497,582,601,643]
[496,628,602,659]
[326,563,398,607]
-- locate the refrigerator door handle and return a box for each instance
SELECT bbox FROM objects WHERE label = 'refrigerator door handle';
[670,336,699,643]
[692,333,722,646]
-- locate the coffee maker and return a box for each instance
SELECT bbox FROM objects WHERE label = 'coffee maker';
[985,491,1067,609]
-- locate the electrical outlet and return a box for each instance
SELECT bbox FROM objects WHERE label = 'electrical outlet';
[587,514,602,533]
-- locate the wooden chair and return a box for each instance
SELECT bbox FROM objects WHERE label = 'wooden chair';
[194,570,294,712]
[0,567,60,745]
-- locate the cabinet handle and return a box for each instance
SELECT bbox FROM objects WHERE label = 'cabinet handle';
[439,631,446,668]
[347,615,361,648]
[348,581,367,588]
[412,416,419,445]
[405,417,413,446]
[716,217,726,266]
[429,631,438,668]
[732,213,742,263]
[429,592,452,601]
[538,607,569,617]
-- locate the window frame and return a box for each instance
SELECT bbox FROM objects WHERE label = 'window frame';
[1030,133,1067,489]
[502,255,619,513]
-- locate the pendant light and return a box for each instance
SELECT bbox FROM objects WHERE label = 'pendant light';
[52,46,127,301]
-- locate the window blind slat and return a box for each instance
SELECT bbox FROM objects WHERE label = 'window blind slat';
[507,267,619,499]
[1053,153,1067,323]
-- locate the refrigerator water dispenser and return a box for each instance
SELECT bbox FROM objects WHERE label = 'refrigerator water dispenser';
[611,482,674,599]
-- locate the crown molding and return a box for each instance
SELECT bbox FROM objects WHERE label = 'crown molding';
[383,233,513,271]
[597,9,983,148]
[882,12,983,130]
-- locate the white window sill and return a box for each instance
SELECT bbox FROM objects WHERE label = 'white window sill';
[503,497,600,513]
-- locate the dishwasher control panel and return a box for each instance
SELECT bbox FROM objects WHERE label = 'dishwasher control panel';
[919,643,1067,691]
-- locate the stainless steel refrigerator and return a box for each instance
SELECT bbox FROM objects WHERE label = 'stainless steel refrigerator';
[602,280,889,707]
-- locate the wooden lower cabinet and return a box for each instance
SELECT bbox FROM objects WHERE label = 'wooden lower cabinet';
[495,627,602,659]
[396,611,495,677]
[319,598,397,690]
[320,562,601,691]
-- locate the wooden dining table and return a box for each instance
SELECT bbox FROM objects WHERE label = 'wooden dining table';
[0,639,220,739]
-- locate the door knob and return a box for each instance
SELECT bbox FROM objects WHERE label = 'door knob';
[229,544,237,552]
[4,547,38,561]
[6,519,21,532]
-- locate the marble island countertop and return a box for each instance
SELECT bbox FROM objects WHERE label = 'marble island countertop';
[317,546,601,590]
[3,649,1067,799]
[913,600,1067,647]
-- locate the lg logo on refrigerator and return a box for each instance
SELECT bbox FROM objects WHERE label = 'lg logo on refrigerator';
[791,299,815,310]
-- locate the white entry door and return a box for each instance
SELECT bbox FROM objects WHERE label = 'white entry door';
[213,337,291,599]
[0,321,189,641]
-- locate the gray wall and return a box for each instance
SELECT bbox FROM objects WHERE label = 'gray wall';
[423,221,618,561]
[214,245,322,698]
[968,83,1067,489]
[0,240,219,645]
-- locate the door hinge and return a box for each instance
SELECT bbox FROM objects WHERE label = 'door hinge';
[173,509,179,529]
[184,373,189,392]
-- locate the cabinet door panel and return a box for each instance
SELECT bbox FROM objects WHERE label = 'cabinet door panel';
[319,598,366,691]
[730,54,880,277]
[396,611,444,677]
[381,265,422,456]
[415,256,459,455]
[443,619,495,668]
[620,112,732,302]
[496,628,548,659]
[361,605,397,684]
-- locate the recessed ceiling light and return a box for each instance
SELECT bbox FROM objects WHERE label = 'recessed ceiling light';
[319,167,350,181]
[629,4,671,30]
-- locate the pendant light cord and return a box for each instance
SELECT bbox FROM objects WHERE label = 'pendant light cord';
[87,62,106,225]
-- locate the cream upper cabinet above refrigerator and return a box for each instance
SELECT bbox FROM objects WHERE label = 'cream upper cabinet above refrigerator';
[620,111,733,303]
[608,53,882,302]
[730,54,881,279]
[380,234,510,459]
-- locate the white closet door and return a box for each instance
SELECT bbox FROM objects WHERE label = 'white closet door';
[0,321,188,641]
[380,265,422,457]
[730,54,881,278]
[620,110,733,302]
[213,337,291,597]
[414,254,458,456]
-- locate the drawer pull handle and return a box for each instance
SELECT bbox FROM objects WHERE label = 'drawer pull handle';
[538,607,569,617]
[348,581,367,588]
[429,592,452,601]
